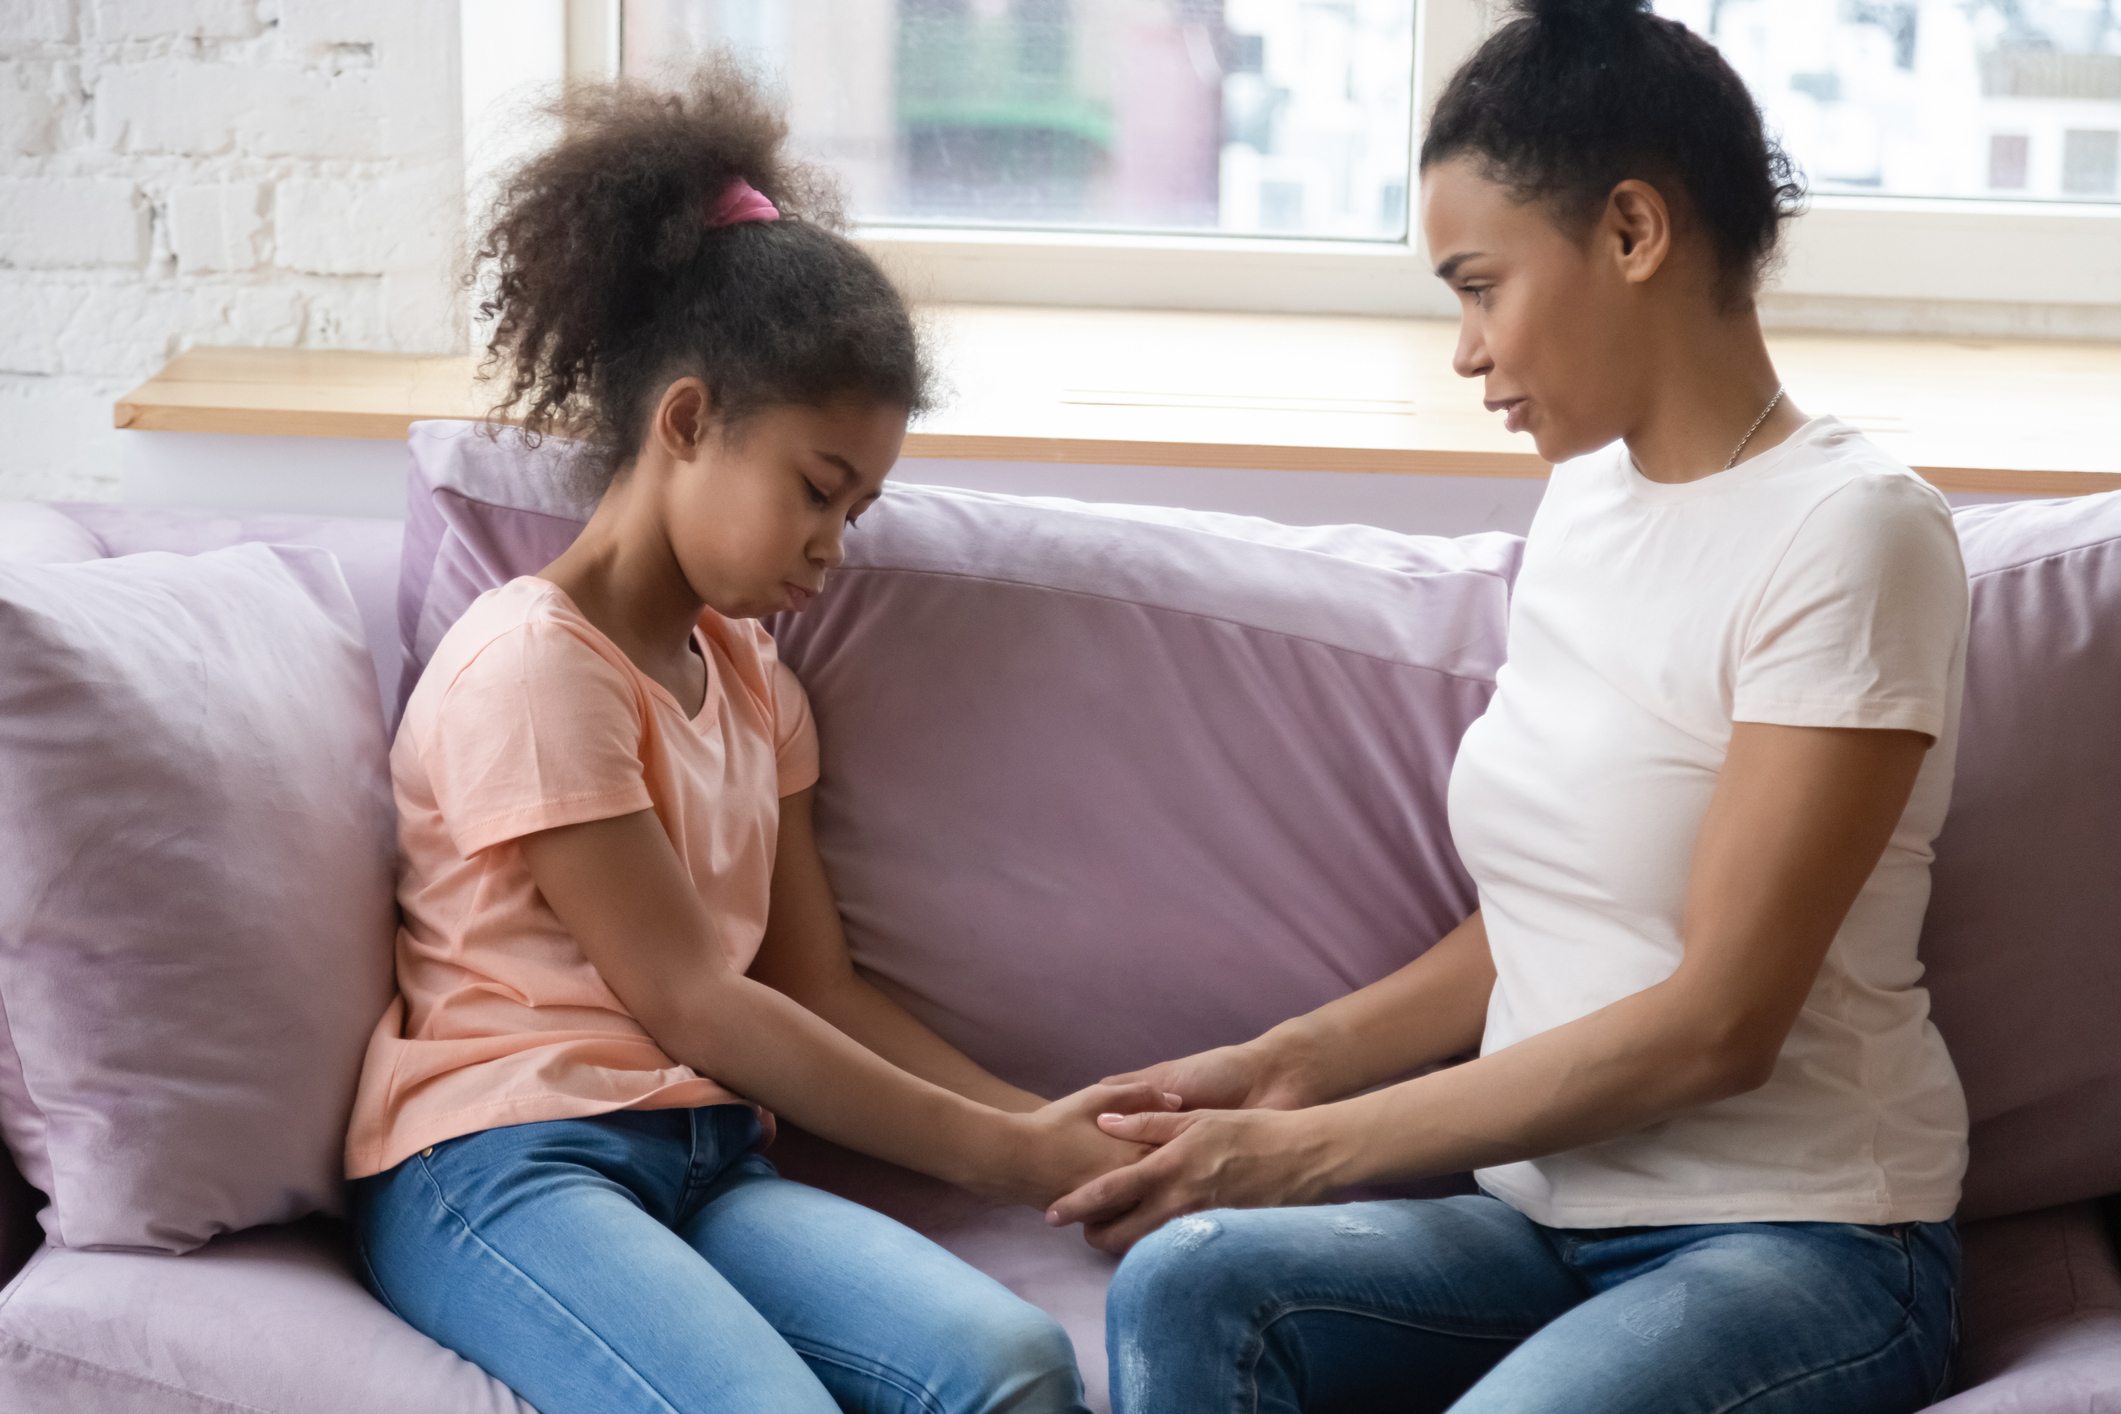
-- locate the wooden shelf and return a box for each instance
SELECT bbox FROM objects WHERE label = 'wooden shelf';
[114,305,2121,496]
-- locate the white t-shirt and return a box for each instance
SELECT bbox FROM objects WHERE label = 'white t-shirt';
[1449,416,1970,1227]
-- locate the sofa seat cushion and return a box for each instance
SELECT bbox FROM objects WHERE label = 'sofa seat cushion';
[1930,1200,2121,1411]
[0,1221,531,1413]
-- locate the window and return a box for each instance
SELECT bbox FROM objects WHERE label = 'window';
[619,0,1418,241]
[1651,0,2121,204]
[512,0,2118,324]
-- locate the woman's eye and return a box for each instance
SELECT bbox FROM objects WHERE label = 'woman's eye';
[804,481,829,507]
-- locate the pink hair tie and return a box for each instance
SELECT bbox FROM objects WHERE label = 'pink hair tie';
[708,179,780,228]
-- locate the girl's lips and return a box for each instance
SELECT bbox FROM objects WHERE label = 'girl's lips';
[783,582,816,612]
[1489,398,1529,434]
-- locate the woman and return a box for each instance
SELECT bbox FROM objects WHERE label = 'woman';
[1053,3,1969,1410]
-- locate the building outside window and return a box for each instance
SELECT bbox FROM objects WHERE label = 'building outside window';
[1653,0,2121,202]
[619,0,1417,240]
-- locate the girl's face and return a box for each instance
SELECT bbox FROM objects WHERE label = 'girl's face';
[664,392,906,621]
[1419,156,1650,465]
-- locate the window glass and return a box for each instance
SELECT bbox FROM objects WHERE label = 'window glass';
[1653,0,2121,202]
[620,0,1417,238]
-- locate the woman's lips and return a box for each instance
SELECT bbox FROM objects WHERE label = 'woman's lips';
[783,582,816,612]
[1486,397,1529,434]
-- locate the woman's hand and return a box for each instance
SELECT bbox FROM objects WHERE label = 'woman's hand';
[972,1082,1182,1210]
[1044,1106,1354,1253]
[1100,1039,1318,1113]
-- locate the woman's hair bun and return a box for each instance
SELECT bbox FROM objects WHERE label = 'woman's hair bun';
[1515,0,1652,25]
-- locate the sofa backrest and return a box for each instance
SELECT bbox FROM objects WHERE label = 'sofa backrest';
[394,423,2121,1221]
[1922,492,2121,1219]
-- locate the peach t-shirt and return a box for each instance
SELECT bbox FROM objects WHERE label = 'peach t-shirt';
[344,576,818,1178]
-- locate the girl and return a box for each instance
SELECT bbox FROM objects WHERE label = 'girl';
[344,66,1167,1414]
[1056,3,1968,1411]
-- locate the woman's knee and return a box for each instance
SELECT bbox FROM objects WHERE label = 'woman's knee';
[1111,1208,1291,1313]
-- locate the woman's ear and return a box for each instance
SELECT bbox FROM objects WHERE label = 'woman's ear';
[1603,179,1673,285]
[652,378,716,461]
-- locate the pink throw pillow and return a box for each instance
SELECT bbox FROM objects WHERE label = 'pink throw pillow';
[0,545,397,1252]
[0,503,103,565]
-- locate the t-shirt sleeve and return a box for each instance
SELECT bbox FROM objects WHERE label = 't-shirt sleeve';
[771,657,820,798]
[1733,473,1967,740]
[421,622,655,856]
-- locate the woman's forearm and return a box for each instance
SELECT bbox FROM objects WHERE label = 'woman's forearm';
[1307,968,1759,1187]
[795,972,1047,1113]
[1253,911,1497,1106]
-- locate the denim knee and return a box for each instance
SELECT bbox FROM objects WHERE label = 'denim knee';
[1111,1209,1259,1320]
[925,1296,1082,1412]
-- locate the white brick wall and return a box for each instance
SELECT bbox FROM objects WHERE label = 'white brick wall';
[0,0,464,501]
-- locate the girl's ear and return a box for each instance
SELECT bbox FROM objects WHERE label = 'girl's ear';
[1603,179,1673,286]
[651,377,717,461]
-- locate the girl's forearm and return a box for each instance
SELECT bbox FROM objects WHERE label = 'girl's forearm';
[797,972,1047,1113]
[664,967,1028,1193]
[1253,912,1498,1106]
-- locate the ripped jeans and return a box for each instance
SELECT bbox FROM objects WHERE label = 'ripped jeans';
[1105,1193,1958,1414]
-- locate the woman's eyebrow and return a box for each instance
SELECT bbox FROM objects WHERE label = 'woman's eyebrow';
[1434,251,1485,280]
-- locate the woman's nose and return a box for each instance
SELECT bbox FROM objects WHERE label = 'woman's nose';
[1452,316,1491,381]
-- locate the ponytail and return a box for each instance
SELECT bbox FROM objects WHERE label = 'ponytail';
[471,55,933,487]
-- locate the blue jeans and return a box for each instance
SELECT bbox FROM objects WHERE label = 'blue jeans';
[1106,1193,1959,1414]
[350,1105,1089,1414]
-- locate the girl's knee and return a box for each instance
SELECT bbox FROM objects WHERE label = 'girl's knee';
[942,1303,1082,1413]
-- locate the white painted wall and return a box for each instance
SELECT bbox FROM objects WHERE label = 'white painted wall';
[0,0,464,502]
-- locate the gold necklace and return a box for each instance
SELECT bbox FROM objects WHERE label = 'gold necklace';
[1725,386,1787,470]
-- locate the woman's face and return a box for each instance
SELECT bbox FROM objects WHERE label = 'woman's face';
[1419,156,1646,465]
[666,392,906,621]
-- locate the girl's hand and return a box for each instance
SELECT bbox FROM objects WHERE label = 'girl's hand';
[975,1082,1181,1209]
[1101,1038,1318,1113]
[1044,1106,1354,1254]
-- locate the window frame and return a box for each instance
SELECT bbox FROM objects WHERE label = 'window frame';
[514,0,2120,325]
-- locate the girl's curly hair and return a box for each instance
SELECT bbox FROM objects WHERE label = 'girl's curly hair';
[1421,0,1806,311]
[471,55,934,487]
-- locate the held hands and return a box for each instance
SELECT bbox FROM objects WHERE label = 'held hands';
[1099,1036,1319,1113]
[1043,1105,1353,1254]
[977,1082,1183,1210]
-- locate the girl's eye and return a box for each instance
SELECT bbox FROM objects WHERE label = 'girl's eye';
[1461,285,1490,306]
[803,481,830,507]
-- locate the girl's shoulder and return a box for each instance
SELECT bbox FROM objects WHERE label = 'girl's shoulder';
[407,578,642,728]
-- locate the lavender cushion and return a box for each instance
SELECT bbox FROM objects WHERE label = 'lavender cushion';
[49,503,408,716]
[397,421,595,725]
[1930,1201,2121,1410]
[0,545,396,1253]
[0,1222,532,1412]
[772,487,1516,1094]
[0,503,103,564]
[1925,491,2121,1220]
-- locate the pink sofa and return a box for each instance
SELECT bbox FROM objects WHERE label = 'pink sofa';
[0,424,2116,1411]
